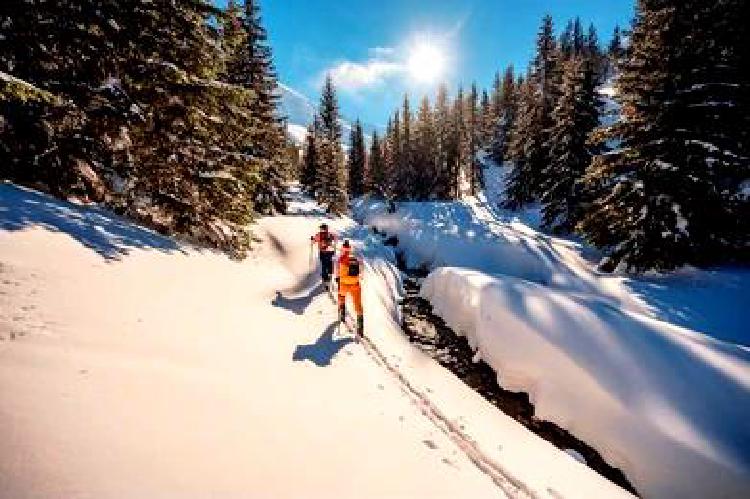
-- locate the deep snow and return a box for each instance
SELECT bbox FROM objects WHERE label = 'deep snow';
[352,164,750,498]
[0,183,633,498]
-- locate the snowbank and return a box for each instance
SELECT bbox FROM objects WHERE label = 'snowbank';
[352,162,750,498]
[353,162,749,345]
[421,267,750,499]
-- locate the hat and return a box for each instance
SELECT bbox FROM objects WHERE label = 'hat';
[342,240,351,249]
[320,223,328,230]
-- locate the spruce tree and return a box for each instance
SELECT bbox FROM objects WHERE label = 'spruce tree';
[449,86,466,199]
[542,57,600,232]
[560,20,575,60]
[225,0,287,215]
[1,0,265,255]
[491,71,503,124]
[413,95,437,200]
[434,84,452,199]
[467,83,481,195]
[480,89,493,147]
[506,15,560,206]
[300,119,319,194]
[489,65,517,165]
[581,0,749,270]
[506,76,546,207]
[315,75,347,213]
[368,131,386,198]
[394,95,413,199]
[347,119,366,198]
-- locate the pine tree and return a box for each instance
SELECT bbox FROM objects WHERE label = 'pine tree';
[387,110,401,199]
[490,64,517,164]
[367,131,386,197]
[347,119,366,198]
[300,119,319,193]
[381,117,395,199]
[480,89,493,147]
[581,0,749,270]
[572,17,585,56]
[542,57,600,232]
[315,75,347,213]
[225,0,288,215]
[413,95,437,200]
[560,20,574,60]
[506,76,546,207]
[606,25,625,76]
[491,71,503,124]
[394,94,413,199]
[466,83,482,195]
[585,23,605,81]
[1,0,267,255]
[506,15,560,205]
[433,83,452,199]
[449,86,466,199]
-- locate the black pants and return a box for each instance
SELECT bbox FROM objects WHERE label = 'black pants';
[320,251,334,283]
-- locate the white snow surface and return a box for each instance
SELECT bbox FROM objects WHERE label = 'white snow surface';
[0,182,633,498]
[352,163,750,499]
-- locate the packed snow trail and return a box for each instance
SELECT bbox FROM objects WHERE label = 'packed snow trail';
[0,184,634,498]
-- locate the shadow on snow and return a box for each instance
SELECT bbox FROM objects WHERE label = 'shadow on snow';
[292,322,352,367]
[0,183,183,260]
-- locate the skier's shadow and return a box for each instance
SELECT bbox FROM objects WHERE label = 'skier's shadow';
[293,322,353,367]
[271,270,323,315]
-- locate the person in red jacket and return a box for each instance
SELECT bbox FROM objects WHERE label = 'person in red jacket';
[310,223,337,289]
[337,240,364,337]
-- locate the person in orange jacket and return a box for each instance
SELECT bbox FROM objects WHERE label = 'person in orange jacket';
[310,223,337,289]
[336,240,364,337]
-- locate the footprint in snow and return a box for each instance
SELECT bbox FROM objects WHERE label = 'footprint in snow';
[422,439,438,450]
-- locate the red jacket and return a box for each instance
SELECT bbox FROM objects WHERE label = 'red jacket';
[312,230,336,252]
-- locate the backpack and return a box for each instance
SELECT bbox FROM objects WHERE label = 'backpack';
[347,255,360,277]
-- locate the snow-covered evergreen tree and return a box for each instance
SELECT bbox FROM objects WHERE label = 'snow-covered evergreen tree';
[300,119,320,194]
[347,119,366,198]
[367,131,386,198]
[489,64,517,164]
[433,84,453,199]
[224,0,288,215]
[506,15,560,206]
[581,0,748,271]
[1,0,268,256]
[413,95,437,200]
[542,57,600,232]
[314,75,347,213]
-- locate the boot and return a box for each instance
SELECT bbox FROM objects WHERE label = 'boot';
[357,315,364,337]
[339,304,346,323]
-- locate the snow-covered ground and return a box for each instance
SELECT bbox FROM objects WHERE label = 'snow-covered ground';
[353,164,750,499]
[0,182,633,498]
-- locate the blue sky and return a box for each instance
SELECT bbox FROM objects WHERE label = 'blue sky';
[217,1,634,128]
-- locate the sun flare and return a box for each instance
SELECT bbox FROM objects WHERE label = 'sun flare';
[407,42,445,83]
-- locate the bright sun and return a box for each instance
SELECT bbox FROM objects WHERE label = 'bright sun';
[407,42,445,83]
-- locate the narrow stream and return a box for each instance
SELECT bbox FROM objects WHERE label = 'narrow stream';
[376,228,638,496]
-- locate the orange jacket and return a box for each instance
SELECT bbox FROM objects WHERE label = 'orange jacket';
[312,230,336,252]
[338,250,362,286]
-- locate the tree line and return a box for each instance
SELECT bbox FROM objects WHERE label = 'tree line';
[302,1,748,272]
[0,0,293,257]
